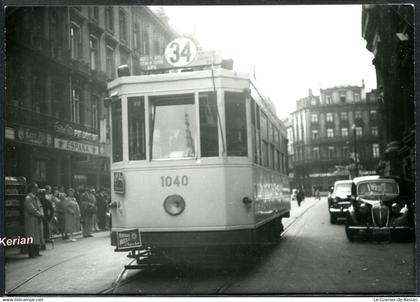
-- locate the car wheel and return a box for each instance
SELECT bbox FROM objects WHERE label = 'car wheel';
[345,216,356,242]
[330,213,336,224]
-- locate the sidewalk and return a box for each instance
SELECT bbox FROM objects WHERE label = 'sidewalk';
[4,230,128,294]
[283,196,323,230]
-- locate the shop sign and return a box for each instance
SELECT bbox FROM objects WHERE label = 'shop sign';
[54,122,98,142]
[54,137,100,155]
[113,172,125,194]
[16,128,53,147]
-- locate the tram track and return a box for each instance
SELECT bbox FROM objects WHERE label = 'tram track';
[6,254,86,294]
[100,200,319,295]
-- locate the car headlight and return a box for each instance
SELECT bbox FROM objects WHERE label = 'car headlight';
[334,197,340,203]
[163,195,186,216]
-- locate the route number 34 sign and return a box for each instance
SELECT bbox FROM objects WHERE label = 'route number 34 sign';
[165,37,198,67]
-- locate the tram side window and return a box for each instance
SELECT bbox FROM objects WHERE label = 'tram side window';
[128,97,145,160]
[225,92,247,156]
[111,99,123,162]
[255,105,261,165]
[199,92,219,157]
[260,112,268,167]
[150,94,196,159]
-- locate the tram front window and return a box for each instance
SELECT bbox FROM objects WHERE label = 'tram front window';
[128,97,145,160]
[150,94,196,159]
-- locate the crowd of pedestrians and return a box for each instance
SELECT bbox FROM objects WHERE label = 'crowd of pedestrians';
[24,182,111,258]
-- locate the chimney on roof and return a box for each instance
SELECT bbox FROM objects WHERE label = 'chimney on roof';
[308,88,313,96]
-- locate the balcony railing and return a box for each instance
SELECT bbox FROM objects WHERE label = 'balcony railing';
[6,104,98,136]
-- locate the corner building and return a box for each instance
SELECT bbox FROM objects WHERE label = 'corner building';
[362,5,414,183]
[5,6,176,188]
[288,86,381,192]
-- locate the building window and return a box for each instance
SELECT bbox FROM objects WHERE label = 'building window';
[354,111,362,119]
[327,128,334,138]
[120,51,129,69]
[50,11,62,58]
[141,30,150,55]
[51,80,65,119]
[342,146,349,158]
[133,22,140,51]
[105,7,114,32]
[341,128,348,137]
[89,35,99,70]
[312,147,320,159]
[311,98,317,106]
[106,46,115,80]
[119,9,127,42]
[340,94,346,103]
[371,126,378,136]
[311,114,318,123]
[199,92,219,157]
[370,110,377,120]
[311,129,319,140]
[326,95,332,104]
[328,146,335,159]
[225,92,247,157]
[261,113,268,166]
[355,127,363,136]
[372,144,380,158]
[128,97,146,160]
[71,88,81,124]
[354,93,360,102]
[340,112,348,121]
[91,95,99,130]
[70,23,82,60]
[326,113,333,122]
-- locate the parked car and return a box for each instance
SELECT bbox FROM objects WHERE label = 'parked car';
[328,180,352,224]
[345,175,414,241]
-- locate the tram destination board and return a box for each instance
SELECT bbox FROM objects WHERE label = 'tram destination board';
[116,229,142,250]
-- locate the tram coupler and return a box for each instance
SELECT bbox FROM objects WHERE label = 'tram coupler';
[124,247,163,270]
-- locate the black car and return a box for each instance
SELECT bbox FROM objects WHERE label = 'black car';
[345,175,414,241]
[328,180,352,224]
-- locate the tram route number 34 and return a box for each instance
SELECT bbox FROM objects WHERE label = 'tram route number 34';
[160,175,189,187]
[164,37,197,68]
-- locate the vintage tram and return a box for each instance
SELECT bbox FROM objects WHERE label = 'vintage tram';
[107,59,290,261]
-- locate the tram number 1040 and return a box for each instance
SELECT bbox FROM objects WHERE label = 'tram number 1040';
[160,175,189,187]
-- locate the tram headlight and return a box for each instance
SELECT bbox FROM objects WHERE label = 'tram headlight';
[163,195,186,216]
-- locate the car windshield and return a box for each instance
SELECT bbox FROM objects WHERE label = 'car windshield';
[335,183,351,194]
[357,181,399,195]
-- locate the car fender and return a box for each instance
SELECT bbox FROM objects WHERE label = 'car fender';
[347,205,358,224]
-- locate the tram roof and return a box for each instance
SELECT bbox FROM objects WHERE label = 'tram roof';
[107,67,285,133]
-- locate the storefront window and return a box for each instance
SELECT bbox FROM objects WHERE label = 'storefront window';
[199,92,219,157]
[150,94,196,159]
[225,92,247,156]
[111,99,123,162]
[128,97,145,160]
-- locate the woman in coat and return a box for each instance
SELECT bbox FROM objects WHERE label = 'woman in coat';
[24,183,44,257]
[62,188,81,242]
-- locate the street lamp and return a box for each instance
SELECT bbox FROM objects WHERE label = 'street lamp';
[352,124,359,177]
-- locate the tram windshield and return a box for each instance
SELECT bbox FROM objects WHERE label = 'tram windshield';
[150,94,196,159]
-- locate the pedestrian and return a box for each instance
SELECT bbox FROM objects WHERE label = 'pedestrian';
[96,187,108,231]
[296,187,305,207]
[80,188,95,237]
[39,188,54,249]
[57,192,68,239]
[62,188,81,242]
[51,188,61,235]
[89,187,100,231]
[315,188,321,200]
[24,182,44,257]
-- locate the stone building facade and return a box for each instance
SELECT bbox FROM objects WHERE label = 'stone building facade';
[5,6,176,189]
[362,5,414,183]
[288,86,381,193]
